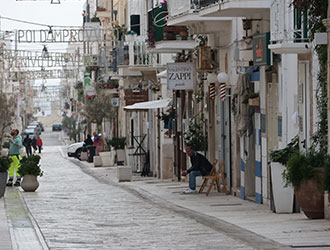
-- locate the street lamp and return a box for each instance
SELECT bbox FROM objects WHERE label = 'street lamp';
[217,72,228,101]
[217,72,228,83]
[42,45,49,58]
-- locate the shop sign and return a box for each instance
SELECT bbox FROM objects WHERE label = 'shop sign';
[167,63,195,90]
[252,32,270,66]
[124,89,148,105]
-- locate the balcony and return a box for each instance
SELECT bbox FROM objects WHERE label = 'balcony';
[109,36,154,77]
[167,0,228,28]
[199,0,270,19]
[268,4,310,54]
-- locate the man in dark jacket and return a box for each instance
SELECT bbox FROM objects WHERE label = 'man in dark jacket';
[182,146,213,194]
[23,135,32,157]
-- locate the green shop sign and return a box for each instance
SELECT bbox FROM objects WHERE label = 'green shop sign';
[252,32,270,66]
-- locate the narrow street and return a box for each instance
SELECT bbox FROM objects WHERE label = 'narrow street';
[8,131,256,250]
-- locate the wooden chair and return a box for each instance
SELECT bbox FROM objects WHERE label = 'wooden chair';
[199,160,229,196]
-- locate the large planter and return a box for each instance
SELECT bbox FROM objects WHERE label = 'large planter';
[270,162,294,213]
[99,151,112,167]
[93,156,102,167]
[294,174,324,219]
[21,175,39,192]
[117,166,132,182]
[0,172,8,198]
[116,149,126,166]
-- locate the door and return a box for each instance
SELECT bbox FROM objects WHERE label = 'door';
[218,88,231,188]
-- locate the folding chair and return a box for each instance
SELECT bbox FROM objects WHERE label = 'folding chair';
[199,160,229,196]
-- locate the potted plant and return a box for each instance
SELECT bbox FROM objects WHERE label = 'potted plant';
[283,148,327,219]
[0,156,11,198]
[99,144,113,167]
[269,135,299,213]
[18,155,43,192]
[108,137,126,165]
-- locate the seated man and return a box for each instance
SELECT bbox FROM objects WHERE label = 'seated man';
[182,146,212,194]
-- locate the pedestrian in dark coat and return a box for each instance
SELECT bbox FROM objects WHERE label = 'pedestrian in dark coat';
[32,136,37,153]
[182,146,212,194]
[23,135,32,157]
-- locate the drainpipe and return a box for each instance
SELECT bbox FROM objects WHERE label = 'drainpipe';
[148,80,154,176]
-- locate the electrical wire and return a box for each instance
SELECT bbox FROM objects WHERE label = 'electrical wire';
[0,16,83,28]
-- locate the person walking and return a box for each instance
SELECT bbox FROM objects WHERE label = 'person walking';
[36,136,43,154]
[23,134,32,157]
[32,136,37,153]
[7,129,23,186]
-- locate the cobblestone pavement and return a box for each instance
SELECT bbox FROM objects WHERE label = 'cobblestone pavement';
[19,133,257,250]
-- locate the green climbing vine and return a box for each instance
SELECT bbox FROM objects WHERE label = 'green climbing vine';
[293,0,328,153]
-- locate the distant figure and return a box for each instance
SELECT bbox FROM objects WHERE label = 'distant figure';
[92,131,100,144]
[23,135,32,157]
[84,134,93,146]
[92,132,103,156]
[36,136,43,154]
[32,136,37,153]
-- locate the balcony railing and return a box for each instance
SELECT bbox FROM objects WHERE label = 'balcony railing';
[109,37,154,72]
[167,0,191,17]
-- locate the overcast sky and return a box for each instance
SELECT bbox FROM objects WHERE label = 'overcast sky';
[0,0,84,51]
[0,0,85,88]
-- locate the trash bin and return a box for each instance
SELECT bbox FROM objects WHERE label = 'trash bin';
[87,145,96,163]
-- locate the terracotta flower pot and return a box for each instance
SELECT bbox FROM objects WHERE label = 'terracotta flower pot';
[21,175,39,192]
[294,177,324,219]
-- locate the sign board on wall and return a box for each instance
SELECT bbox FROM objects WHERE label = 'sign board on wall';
[252,32,271,66]
[167,63,195,90]
[124,89,148,105]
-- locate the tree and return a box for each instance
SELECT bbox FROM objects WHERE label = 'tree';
[81,92,116,143]
[0,94,16,149]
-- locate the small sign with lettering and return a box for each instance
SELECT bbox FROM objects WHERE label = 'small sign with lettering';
[252,33,270,66]
[167,63,195,90]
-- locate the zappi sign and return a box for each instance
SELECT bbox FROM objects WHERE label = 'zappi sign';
[167,63,195,90]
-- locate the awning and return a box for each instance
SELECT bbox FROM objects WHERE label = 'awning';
[124,98,172,111]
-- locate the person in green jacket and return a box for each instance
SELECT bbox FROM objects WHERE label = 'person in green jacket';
[7,129,23,186]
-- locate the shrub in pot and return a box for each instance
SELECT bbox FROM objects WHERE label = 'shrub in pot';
[283,149,327,219]
[0,156,11,197]
[18,155,43,192]
[107,137,126,150]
